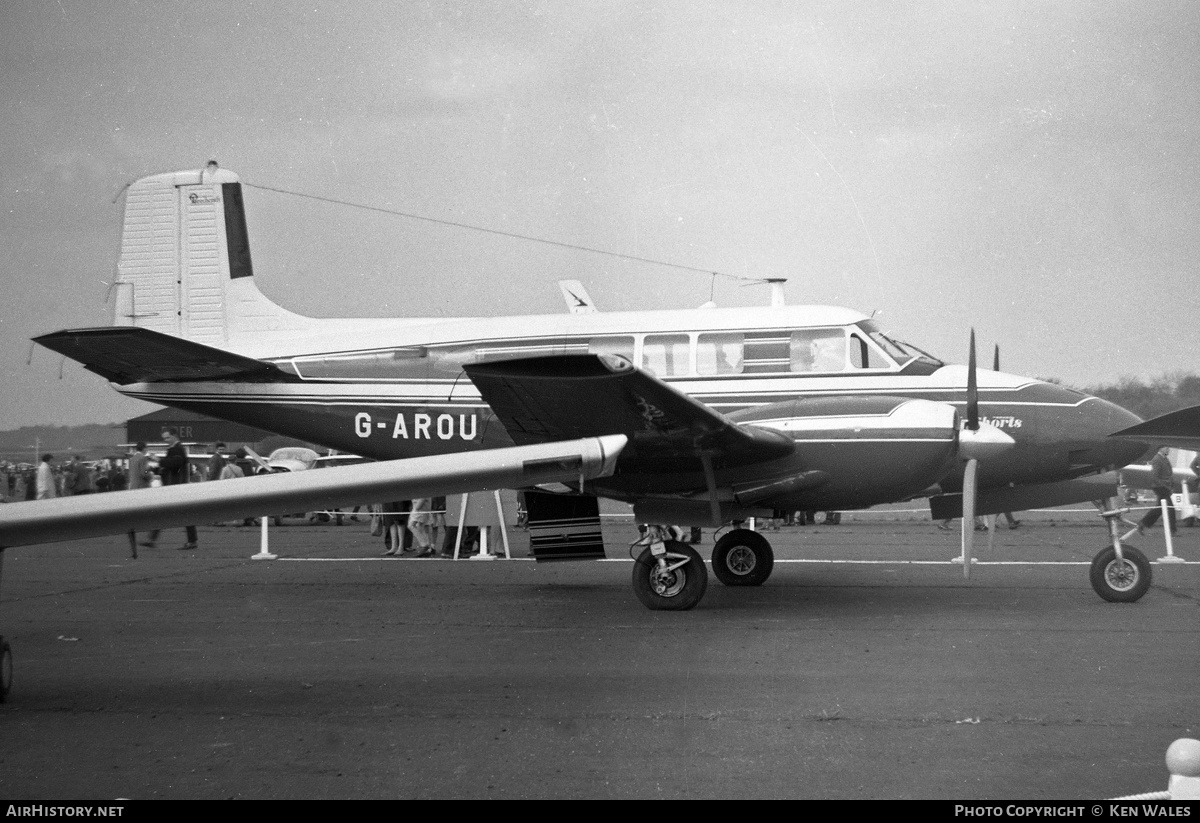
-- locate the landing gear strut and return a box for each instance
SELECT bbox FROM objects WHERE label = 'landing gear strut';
[1092,503,1152,603]
[711,528,775,587]
[630,527,708,610]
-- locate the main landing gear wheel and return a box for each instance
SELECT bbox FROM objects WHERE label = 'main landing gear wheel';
[632,541,708,610]
[0,637,11,703]
[1090,545,1151,603]
[711,529,775,587]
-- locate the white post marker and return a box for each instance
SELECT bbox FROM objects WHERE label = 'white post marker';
[252,515,277,560]
[470,525,493,561]
[1114,738,1200,801]
[1158,498,1184,563]
[458,490,510,560]
[1168,738,1200,800]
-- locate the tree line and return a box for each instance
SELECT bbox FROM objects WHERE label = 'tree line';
[1078,373,1200,422]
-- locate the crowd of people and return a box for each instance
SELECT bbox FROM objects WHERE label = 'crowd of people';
[2,429,472,557]
[1,453,136,502]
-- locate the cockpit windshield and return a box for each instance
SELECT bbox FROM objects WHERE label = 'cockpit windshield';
[858,321,944,370]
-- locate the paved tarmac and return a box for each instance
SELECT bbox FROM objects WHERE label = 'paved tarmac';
[0,509,1196,799]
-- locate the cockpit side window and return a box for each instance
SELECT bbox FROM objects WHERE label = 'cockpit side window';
[789,329,846,373]
[857,320,945,373]
[849,332,891,369]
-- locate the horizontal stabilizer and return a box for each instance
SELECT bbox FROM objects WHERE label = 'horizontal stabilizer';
[0,435,626,548]
[1110,405,1200,451]
[464,354,794,471]
[34,327,292,384]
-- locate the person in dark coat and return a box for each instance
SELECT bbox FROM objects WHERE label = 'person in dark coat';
[142,428,199,550]
[1139,446,1177,535]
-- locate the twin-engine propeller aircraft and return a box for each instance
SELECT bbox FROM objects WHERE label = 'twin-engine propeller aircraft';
[8,164,1154,616]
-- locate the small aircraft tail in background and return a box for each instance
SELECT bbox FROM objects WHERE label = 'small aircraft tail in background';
[557,280,598,314]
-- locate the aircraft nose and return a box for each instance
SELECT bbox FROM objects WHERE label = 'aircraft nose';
[1082,395,1149,469]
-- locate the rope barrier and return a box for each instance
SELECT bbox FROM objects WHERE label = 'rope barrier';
[1112,738,1200,800]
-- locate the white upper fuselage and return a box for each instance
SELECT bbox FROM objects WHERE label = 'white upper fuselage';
[228,302,872,359]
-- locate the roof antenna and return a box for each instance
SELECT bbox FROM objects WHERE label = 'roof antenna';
[765,278,786,307]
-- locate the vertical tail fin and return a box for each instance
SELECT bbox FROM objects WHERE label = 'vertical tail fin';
[112,162,315,346]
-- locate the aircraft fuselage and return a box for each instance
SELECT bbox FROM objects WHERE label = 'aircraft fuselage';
[114,304,1145,512]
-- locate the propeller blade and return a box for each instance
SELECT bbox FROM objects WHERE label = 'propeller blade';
[966,329,979,431]
[992,344,1000,372]
[960,458,978,579]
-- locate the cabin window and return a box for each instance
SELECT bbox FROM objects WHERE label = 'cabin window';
[849,332,890,369]
[742,334,790,373]
[642,333,691,377]
[696,333,744,375]
[588,335,635,362]
[789,329,846,372]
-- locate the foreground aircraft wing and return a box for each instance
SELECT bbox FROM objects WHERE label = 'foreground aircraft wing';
[464,354,793,472]
[34,327,293,383]
[0,435,625,548]
[1109,405,1200,452]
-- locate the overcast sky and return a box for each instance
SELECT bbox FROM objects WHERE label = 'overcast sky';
[2,1,1199,430]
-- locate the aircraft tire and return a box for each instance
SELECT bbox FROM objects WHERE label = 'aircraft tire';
[711,529,774,587]
[1090,545,1152,603]
[632,541,708,610]
[0,638,11,703]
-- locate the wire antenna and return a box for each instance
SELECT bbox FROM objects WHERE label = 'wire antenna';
[243,181,768,284]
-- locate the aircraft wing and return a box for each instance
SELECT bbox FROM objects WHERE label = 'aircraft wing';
[34,327,293,383]
[1110,405,1200,452]
[0,435,625,548]
[463,354,794,472]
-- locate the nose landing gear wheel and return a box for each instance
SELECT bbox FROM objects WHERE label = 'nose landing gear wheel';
[632,541,708,610]
[711,529,774,586]
[1090,545,1151,602]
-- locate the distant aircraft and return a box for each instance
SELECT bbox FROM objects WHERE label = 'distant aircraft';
[10,164,1153,613]
[1112,411,1200,525]
[1119,454,1198,496]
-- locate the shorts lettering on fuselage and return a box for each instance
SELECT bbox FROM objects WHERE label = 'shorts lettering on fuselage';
[354,411,479,441]
[978,415,1023,429]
